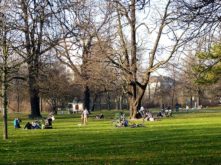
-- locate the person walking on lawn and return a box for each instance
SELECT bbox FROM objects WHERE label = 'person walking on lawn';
[82,109,89,125]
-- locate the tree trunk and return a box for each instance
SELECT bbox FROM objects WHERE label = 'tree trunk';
[29,87,41,118]
[28,68,41,118]
[91,93,98,111]
[190,96,193,108]
[115,98,118,110]
[129,97,139,119]
[148,84,151,105]
[99,96,101,110]
[171,84,175,110]
[196,89,201,107]
[2,69,8,140]
[130,0,138,118]
[119,96,122,110]
[129,82,148,119]
[40,97,43,112]
[2,26,9,140]
[16,79,20,112]
[51,98,57,114]
[106,92,111,110]
[84,85,90,111]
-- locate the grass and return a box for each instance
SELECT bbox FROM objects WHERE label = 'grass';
[0,108,221,165]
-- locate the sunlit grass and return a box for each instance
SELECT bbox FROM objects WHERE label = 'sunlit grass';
[0,107,221,165]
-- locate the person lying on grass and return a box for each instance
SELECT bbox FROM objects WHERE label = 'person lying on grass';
[95,113,104,119]
[24,121,41,129]
[115,118,129,127]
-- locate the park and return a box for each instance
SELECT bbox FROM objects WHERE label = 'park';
[0,0,221,164]
[0,107,221,164]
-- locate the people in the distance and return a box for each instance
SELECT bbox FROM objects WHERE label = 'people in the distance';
[13,118,21,128]
[24,122,32,129]
[96,113,104,119]
[82,108,89,125]
[43,115,55,129]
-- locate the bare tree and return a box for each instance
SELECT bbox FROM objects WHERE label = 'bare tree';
[178,52,204,108]
[38,62,77,114]
[55,0,112,111]
[8,0,76,118]
[84,40,122,110]
[175,0,221,39]
[101,0,191,118]
[0,1,24,139]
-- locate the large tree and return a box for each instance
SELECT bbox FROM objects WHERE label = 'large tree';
[55,0,112,111]
[101,0,191,118]
[179,53,205,107]
[0,1,24,139]
[9,0,75,118]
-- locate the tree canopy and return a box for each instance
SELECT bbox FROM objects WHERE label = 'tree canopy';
[194,43,221,84]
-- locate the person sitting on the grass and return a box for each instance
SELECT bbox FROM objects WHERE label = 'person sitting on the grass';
[164,106,172,117]
[139,106,145,115]
[32,121,41,129]
[115,120,128,127]
[144,111,154,121]
[13,118,21,128]
[44,118,52,129]
[119,112,125,122]
[135,106,145,119]
[24,120,42,129]
[157,110,164,117]
[123,119,129,127]
[44,115,55,129]
[24,122,32,129]
[115,113,128,127]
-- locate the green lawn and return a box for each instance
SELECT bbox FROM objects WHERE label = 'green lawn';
[0,108,221,165]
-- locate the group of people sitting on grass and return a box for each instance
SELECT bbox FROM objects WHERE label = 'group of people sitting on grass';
[157,105,173,117]
[26,115,55,129]
[13,105,174,130]
[135,105,173,122]
[114,112,145,128]
[14,114,55,130]
[137,106,155,121]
